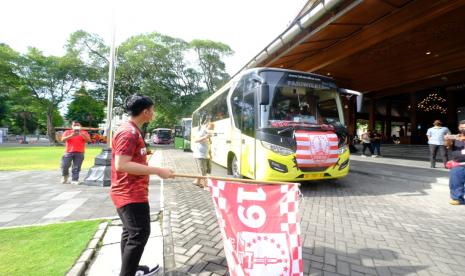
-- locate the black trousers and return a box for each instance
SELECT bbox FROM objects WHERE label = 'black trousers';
[362,143,373,155]
[117,202,151,276]
[429,144,448,168]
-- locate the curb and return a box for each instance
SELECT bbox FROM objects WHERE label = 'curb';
[66,221,109,276]
[349,167,449,185]
[162,209,177,275]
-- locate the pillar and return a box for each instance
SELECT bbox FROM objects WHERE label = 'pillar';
[409,92,417,144]
[369,98,375,131]
[385,98,392,139]
[447,90,457,130]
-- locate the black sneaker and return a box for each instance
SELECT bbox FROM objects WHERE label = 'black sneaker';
[135,264,160,276]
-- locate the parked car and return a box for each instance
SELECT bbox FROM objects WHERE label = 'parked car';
[152,128,173,144]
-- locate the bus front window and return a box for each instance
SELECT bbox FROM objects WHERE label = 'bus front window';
[260,72,344,130]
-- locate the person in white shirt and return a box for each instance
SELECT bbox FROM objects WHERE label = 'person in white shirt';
[192,122,214,187]
[360,130,374,157]
[426,119,450,168]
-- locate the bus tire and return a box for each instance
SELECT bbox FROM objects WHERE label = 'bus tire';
[231,155,242,179]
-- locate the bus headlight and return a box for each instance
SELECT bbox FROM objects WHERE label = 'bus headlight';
[338,146,347,155]
[261,141,294,156]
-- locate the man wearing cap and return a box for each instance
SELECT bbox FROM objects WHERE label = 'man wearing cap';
[426,119,450,168]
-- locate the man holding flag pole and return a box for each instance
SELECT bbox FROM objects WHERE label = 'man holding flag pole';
[111,94,175,276]
[111,93,302,276]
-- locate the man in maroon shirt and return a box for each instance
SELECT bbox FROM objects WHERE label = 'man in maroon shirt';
[111,94,174,276]
[60,121,91,184]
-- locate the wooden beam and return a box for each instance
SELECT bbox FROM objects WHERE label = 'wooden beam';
[290,0,465,72]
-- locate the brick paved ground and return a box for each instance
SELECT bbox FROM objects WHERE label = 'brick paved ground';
[159,148,465,276]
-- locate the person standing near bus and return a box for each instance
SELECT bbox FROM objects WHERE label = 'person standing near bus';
[444,120,465,205]
[372,131,382,157]
[192,122,214,188]
[111,94,174,276]
[360,130,374,157]
[60,121,91,184]
[427,119,450,168]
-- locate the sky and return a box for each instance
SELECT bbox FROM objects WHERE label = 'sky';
[0,0,307,75]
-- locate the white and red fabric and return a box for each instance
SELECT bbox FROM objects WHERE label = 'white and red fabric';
[208,179,303,276]
[295,130,339,168]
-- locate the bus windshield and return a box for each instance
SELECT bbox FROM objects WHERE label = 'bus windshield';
[259,71,344,130]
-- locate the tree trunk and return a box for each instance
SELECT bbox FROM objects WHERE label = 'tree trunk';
[46,106,57,145]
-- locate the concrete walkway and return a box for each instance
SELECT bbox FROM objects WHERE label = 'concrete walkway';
[85,151,165,276]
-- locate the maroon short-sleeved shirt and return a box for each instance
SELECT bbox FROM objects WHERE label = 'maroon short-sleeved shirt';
[110,122,150,208]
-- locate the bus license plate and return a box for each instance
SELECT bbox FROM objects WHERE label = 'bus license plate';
[304,173,324,179]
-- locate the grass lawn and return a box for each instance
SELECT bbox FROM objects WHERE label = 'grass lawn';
[0,220,102,276]
[0,146,102,170]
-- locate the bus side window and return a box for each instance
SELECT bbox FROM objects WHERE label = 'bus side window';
[231,81,244,129]
[241,76,257,137]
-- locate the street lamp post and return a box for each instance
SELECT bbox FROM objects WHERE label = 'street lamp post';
[82,27,116,187]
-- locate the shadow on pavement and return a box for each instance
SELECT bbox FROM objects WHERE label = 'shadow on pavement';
[302,246,429,275]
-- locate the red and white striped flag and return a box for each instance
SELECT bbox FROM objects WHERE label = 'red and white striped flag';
[295,130,339,168]
[208,179,303,276]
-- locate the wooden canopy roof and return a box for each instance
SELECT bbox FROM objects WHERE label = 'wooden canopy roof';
[253,0,465,97]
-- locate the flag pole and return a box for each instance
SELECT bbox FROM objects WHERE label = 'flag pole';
[82,9,117,187]
[172,173,299,186]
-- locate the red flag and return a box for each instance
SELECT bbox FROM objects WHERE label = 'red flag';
[208,179,303,276]
[295,130,339,168]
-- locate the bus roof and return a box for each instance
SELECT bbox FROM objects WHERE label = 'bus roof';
[153,128,171,131]
[193,67,336,114]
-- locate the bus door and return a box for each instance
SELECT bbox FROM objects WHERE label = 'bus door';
[240,93,255,179]
[231,77,257,179]
[230,81,244,177]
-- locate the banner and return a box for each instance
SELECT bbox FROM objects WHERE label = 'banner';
[295,130,339,168]
[208,179,303,276]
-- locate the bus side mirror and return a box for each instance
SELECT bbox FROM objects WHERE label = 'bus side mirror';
[339,88,363,112]
[355,94,363,112]
[259,83,269,105]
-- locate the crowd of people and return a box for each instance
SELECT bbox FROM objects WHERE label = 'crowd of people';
[350,130,383,157]
[346,119,465,206]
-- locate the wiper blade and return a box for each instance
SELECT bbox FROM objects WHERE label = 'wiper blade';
[278,126,295,135]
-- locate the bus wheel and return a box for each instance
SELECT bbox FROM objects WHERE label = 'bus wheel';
[231,155,242,178]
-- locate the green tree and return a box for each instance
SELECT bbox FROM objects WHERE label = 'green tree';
[115,33,196,126]
[14,48,84,144]
[189,39,233,93]
[65,30,109,101]
[0,43,22,127]
[66,86,105,127]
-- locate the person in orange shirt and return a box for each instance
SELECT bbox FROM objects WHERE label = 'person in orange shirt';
[60,121,91,184]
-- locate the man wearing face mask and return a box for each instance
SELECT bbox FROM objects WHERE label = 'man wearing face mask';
[444,120,465,205]
[426,120,450,168]
[60,121,91,184]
